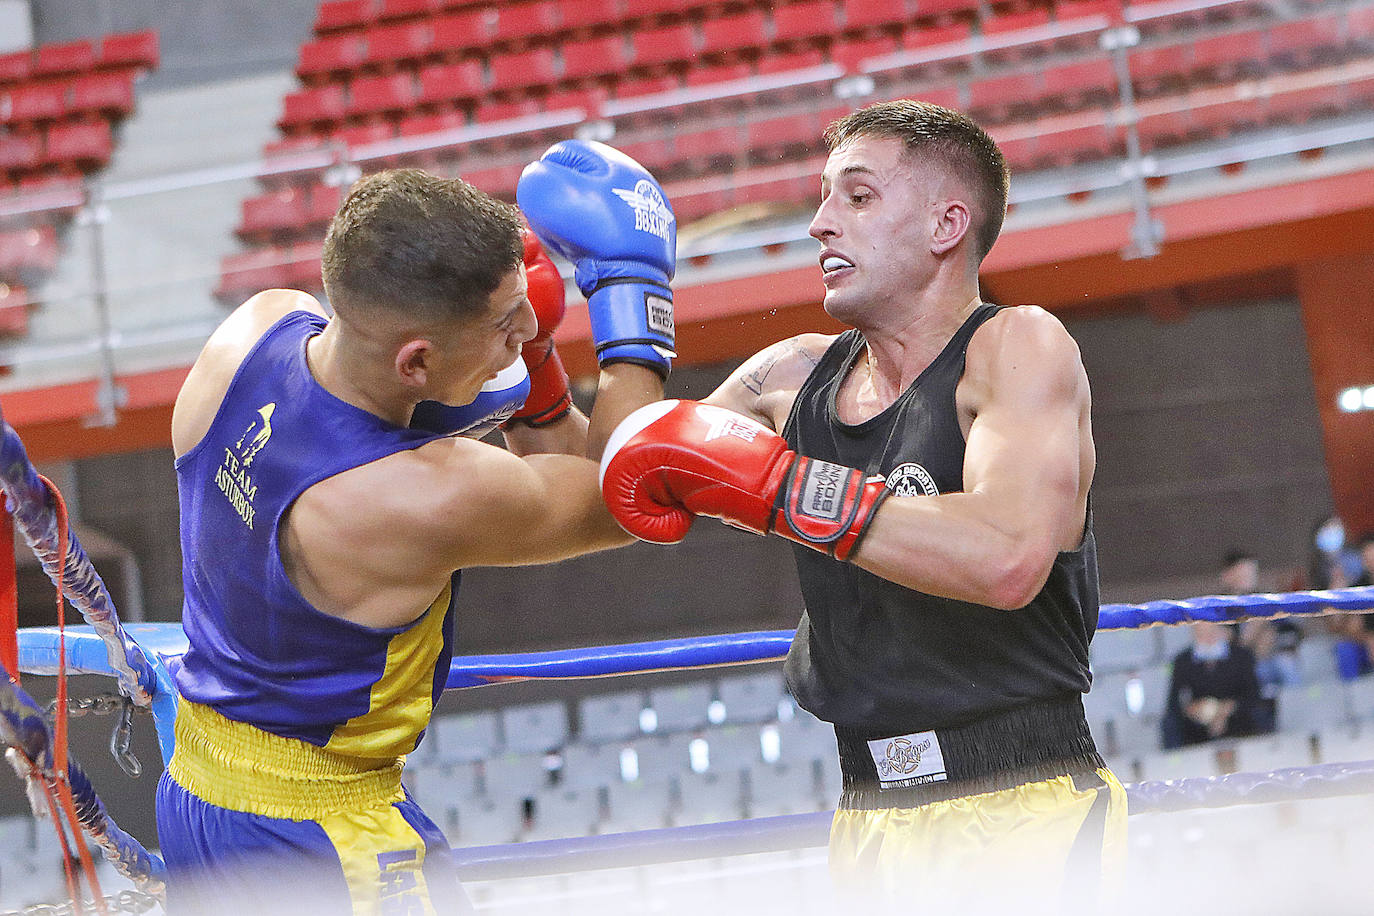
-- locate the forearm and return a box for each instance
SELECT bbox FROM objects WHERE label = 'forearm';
[503,408,589,458]
[587,364,665,461]
[850,493,1060,610]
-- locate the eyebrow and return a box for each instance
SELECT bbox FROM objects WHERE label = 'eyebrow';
[821,164,879,187]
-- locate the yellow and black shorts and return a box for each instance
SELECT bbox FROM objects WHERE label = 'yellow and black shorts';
[156,701,473,916]
[828,698,1127,914]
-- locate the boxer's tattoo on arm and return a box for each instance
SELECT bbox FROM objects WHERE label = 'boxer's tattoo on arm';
[741,340,820,395]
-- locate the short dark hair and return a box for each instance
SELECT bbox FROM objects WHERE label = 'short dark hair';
[823,99,1010,263]
[1221,550,1257,569]
[321,169,524,324]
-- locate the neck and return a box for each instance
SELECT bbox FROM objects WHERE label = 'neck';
[307,320,414,428]
[857,290,983,403]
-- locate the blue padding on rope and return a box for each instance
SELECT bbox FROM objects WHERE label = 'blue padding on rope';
[18,625,183,764]
[19,588,1374,698]
[0,419,156,704]
[451,759,1374,882]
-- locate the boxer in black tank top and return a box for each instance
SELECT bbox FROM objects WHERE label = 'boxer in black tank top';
[598,101,1126,912]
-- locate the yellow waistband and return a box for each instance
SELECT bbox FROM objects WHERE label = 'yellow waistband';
[167,700,405,820]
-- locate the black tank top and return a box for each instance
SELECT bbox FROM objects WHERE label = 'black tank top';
[781,305,1099,737]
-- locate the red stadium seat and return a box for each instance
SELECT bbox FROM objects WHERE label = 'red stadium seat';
[69,71,137,119]
[1266,14,1348,69]
[297,34,368,82]
[33,40,96,78]
[97,30,160,71]
[630,24,697,71]
[0,283,29,336]
[757,48,829,75]
[613,74,682,100]
[745,113,818,159]
[416,59,485,108]
[832,35,899,72]
[733,172,816,207]
[496,1,561,43]
[0,225,59,276]
[1190,32,1266,81]
[7,84,67,125]
[217,247,293,300]
[279,85,349,131]
[339,121,397,148]
[347,72,418,118]
[623,0,695,21]
[488,47,558,94]
[238,187,310,239]
[901,20,973,52]
[377,0,441,23]
[0,51,30,86]
[306,183,344,225]
[314,0,378,35]
[283,240,325,291]
[363,21,434,69]
[981,7,1051,34]
[1127,41,1192,94]
[1036,122,1122,163]
[542,85,609,116]
[461,163,522,197]
[559,0,623,31]
[675,124,744,169]
[431,10,495,58]
[700,11,768,60]
[843,0,911,32]
[473,97,541,123]
[562,34,633,83]
[1041,59,1117,109]
[967,71,1042,121]
[911,0,981,18]
[686,62,753,88]
[45,120,113,170]
[1053,0,1123,24]
[398,107,468,138]
[0,132,43,173]
[773,0,841,47]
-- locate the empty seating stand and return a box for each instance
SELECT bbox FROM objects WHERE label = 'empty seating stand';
[0,29,158,338]
[222,0,1374,300]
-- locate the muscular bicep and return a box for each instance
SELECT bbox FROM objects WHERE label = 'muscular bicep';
[429,444,630,570]
[704,333,834,431]
[962,312,1092,555]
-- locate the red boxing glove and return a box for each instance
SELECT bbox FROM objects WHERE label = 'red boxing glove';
[599,400,890,561]
[508,230,573,427]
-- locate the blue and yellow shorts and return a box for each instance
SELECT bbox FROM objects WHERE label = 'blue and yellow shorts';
[156,701,472,916]
[828,698,1128,914]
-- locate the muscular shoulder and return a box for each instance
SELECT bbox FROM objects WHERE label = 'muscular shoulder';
[962,305,1089,414]
[173,290,327,455]
[705,333,837,430]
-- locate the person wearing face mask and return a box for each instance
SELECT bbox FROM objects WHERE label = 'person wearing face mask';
[598,100,1118,913]
[1160,620,1267,748]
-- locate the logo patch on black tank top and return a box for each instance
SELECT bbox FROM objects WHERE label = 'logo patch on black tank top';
[885,462,939,497]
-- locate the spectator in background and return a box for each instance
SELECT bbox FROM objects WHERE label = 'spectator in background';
[1161,620,1269,748]
[1308,515,1358,590]
[1332,532,1374,679]
[1224,550,1300,733]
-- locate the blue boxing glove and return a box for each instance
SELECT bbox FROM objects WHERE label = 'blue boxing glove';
[410,356,530,438]
[517,139,676,378]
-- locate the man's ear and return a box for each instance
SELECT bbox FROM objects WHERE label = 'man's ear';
[396,338,434,390]
[931,199,972,256]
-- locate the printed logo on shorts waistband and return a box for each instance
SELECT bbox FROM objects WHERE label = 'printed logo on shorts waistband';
[867,730,947,789]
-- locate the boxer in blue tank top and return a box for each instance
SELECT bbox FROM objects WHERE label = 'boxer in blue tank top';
[599,101,1124,914]
[161,154,676,915]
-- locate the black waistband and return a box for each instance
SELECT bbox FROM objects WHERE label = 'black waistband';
[835,695,1103,810]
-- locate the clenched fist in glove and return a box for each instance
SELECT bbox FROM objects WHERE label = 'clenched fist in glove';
[599,400,890,561]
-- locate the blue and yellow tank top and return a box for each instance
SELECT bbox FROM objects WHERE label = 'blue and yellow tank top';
[174,310,458,759]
